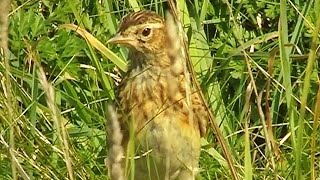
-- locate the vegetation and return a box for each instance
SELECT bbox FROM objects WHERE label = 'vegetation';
[0,0,319,179]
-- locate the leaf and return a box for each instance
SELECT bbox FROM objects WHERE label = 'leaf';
[60,24,127,72]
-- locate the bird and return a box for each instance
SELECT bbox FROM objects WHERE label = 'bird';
[107,10,208,180]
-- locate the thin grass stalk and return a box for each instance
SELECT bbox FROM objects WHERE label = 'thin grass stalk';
[266,48,282,160]
[244,82,253,180]
[279,1,298,177]
[24,37,39,180]
[166,11,200,177]
[296,3,320,178]
[168,1,239,179]
[309,1,320,180]
[37,66,74,180]
[245,54,276,170]
[310,84,320,180]
[127,118,135,180]
[106,105,124,180]
[0,0,16,179]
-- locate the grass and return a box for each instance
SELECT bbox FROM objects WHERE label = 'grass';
[0,0,319,179]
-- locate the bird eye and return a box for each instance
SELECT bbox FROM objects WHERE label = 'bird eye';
[141,28,151,37]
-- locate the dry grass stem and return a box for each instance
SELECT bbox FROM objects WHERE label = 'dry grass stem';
[166,12,199,178]
[168,1,239,179]
[0,0,17,179]
[37,66,74,180]
[106,105,124,180]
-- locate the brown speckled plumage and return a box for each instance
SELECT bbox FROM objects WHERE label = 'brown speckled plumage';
[108,10,208,180]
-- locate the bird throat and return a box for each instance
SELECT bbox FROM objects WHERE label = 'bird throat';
[128,48,170,71]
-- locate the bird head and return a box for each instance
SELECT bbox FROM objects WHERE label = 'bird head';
[108,11,168,56]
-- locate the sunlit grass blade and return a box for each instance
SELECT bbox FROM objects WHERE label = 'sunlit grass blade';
[296,3,320,179]
[128,0,140,12]
[279,1,298,177]
[60,24,127,72]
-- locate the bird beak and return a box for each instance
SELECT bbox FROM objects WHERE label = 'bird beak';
[107,33,134,45]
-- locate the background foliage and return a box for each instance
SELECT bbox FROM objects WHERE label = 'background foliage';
[0,0,319,179]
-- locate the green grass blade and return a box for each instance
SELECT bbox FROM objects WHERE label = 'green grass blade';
[296,3,320,178]
[60,24,127,72]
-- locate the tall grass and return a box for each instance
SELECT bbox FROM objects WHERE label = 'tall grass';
[0,0,319,179]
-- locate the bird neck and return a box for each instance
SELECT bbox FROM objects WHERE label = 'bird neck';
[128,49,170,71]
